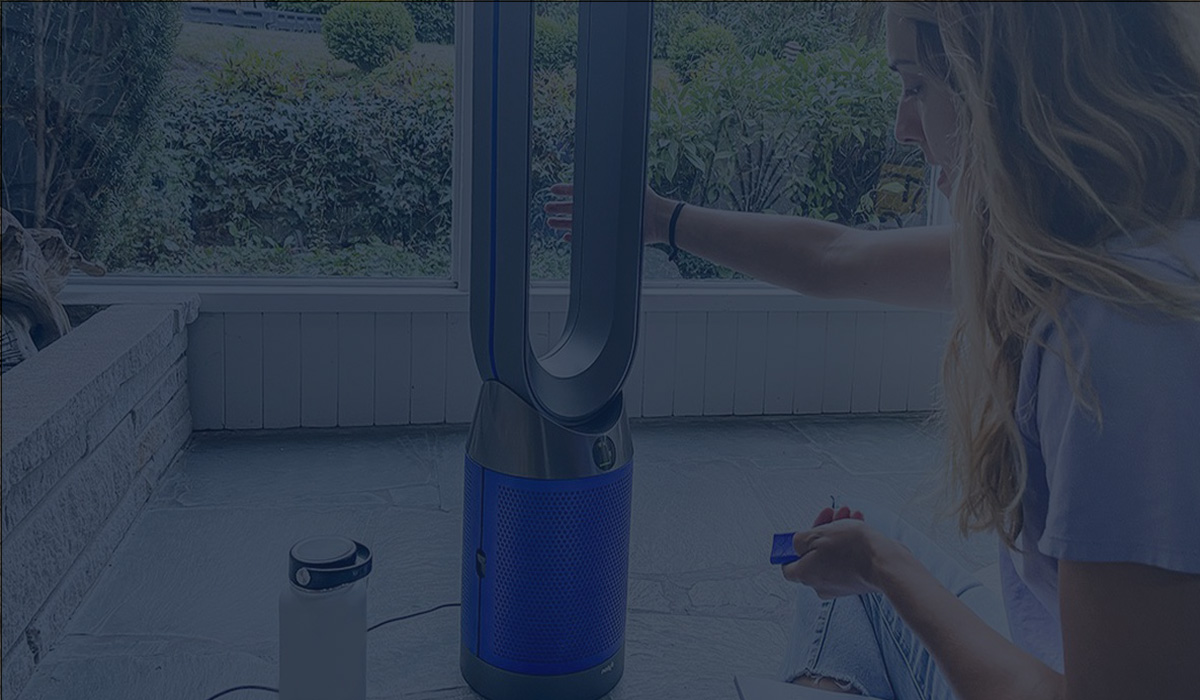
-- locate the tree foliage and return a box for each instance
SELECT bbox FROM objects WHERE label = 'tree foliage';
[534,15,577,73]
[405,0,454,44]
[664,13,739,82]
[0,1,181,249]
[321,1,415,72]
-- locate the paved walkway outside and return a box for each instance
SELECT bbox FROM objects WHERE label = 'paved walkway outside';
[17,413,1001,700]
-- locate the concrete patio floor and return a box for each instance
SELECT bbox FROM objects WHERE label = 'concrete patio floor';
[16,413,1002,700]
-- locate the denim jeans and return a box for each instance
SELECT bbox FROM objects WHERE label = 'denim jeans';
[777,504,1010,699]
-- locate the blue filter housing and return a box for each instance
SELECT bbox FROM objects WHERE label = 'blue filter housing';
[461,2,652,696]
[460,381,634,699]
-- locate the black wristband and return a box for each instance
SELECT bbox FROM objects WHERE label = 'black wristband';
[667,201,686,262]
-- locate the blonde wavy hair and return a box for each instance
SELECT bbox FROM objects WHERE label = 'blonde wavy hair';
[888,2,1200,551]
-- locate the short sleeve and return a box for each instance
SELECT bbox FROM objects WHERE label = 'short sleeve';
[1035,293,1200,574]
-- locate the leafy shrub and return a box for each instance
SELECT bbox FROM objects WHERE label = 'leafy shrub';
[527,67,577,278]
[651,43,906,215]
[366,52,444,96]
[650,2,681,59]
[165,236,449,277]
[648,44,916,278]
[94,48,454,275]
[91,101,196,272]
[208,39,322,100]
[652,2,731,60]
[0,1,180,251]
[405,0,454,44]
[665,14,739,82]
[322,1,415,71]
[700,1,854,59]
[534,15,577,73]
[535,0,578,24]
[530,235,572,281]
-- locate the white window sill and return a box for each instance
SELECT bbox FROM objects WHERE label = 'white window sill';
[61,276,918,314]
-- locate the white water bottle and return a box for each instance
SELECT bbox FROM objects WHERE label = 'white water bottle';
[279,536,372,700]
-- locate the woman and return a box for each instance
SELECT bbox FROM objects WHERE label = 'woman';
[547,3,1200,698]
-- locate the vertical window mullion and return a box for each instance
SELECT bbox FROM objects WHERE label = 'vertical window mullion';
[451,1,474,293]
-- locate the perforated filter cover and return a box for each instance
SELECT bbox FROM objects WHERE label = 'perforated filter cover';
[491,472,633,664]
[466,461,634,676]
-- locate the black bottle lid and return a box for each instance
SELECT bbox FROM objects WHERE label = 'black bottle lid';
[288,536,372,591]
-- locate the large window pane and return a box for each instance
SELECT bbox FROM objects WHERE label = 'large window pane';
[521,1,931,283]
[644,0,928,281]
[528,0,578,283]
[1,1,456,278]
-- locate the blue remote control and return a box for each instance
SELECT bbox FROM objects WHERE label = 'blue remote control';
[771,532,801,565]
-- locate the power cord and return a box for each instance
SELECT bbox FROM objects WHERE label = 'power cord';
[367,602,462,632]
[202,602,461,700]
[206,686,278,700]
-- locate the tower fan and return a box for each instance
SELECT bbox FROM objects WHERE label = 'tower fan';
[459,2,653,699]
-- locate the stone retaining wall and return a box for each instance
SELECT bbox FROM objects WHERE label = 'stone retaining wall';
[1,298,199,698]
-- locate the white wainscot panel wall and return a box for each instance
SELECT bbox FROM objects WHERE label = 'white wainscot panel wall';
[184,288,951,430]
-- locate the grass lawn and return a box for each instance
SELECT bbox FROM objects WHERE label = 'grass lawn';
[173,20,660,82]
[170,21,455,80]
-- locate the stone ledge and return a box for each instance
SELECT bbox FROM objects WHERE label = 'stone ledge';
[142,411,193,488]
[2,416,138,653]
[58,288,200,334]
[135,386,190,472]
[0,449,177,698]
[2,301,197,490]
[0,429,87,539]
[84,332,188,456]
[0,295,198,699]
[2,338,188,541]
[133,356,189,436]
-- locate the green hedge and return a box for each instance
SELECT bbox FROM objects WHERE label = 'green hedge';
[522,42,910,279]
[534,15,577,73]
[651,43,905,215]
[322,1,415,71]
[405,0,454,44]
[94,50,454,275]
[647,43,910,278]
[535,1,579,24]
[272,1,453,45]
[664,13,739,81]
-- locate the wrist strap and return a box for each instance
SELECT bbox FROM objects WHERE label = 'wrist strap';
[667,201,686,262]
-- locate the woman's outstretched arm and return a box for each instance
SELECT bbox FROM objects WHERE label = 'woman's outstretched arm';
[656,196,953,310]
[546,184,953,311]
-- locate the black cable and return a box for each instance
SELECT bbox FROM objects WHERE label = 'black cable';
[204,685,278,700]
[203,602,462,699]
[368,602,461,632]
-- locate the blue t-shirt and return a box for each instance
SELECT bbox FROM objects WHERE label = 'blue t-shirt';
[1001,219,1200,673]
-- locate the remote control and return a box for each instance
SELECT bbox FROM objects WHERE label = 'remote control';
[771,532,801,565]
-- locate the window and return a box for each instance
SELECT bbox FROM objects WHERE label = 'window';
[527,0,930,282]
[2,0,457,279]
[1,1,930,284]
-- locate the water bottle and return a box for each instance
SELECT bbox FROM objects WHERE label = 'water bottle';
[279,536,373,700]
